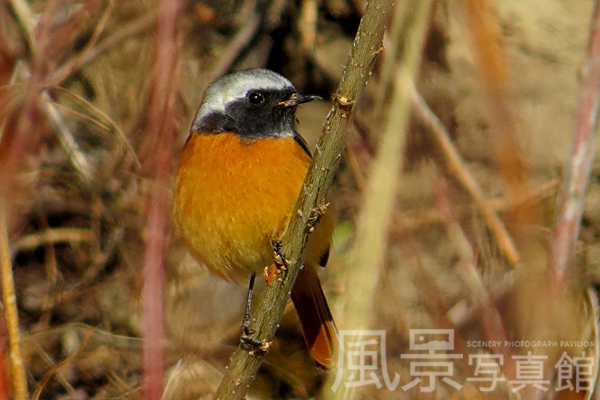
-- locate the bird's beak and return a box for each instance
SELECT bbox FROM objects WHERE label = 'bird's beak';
[278,93,321,107]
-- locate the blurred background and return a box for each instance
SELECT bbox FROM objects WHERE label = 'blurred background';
[0,0,598,399]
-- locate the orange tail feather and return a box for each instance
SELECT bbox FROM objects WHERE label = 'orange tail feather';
[291,265,338,368]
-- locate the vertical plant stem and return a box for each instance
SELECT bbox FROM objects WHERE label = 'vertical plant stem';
[0,2,43,395]
[461,0,533,230]
[0,203,27,400]
[329,0,434,399]
[141,1,179,399]
[346,0,433,335]
[552,0,600,284]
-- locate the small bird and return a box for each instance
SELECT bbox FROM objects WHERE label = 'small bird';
[172,68,337,367]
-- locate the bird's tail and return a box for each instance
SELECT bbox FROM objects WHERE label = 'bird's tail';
[291,265,338,368]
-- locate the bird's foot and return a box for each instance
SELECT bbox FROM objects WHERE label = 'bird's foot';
[240,323,271,352]
[272,239,287,269]
[263,264,279,284]
[263,240,288,284]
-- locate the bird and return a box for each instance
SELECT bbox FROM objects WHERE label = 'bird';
[172,68,337,368]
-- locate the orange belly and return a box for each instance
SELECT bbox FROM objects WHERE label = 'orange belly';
[173,132,331,283]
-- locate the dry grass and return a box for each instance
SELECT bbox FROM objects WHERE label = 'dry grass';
[0,0,599,399]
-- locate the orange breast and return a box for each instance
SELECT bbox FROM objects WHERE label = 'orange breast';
[173,132,317,282]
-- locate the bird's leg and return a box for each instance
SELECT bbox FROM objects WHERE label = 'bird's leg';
[240,273,266,350]
[241,273,255,332]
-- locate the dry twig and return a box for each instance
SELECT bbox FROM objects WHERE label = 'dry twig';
[0,207,27,400]
[140,1,180,400]
[30,328,96,400]
[48,11,157,86]
[299,0,319,54]
[552,0,600,285]
[391,179,558,234]
[206,8,261,84]
[11,228,96,254]
[39,92,94,182]
[329,1,435,399]
[0,1,49,397]
[460,0,533,228]
[432,177,516,393]
[7,0,36,52]
[411,87,520,265]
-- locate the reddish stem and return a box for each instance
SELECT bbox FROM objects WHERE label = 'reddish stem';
[552,0,600,284]
[141,1,180,399]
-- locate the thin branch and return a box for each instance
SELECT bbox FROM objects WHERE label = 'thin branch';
[47,11,157,86]
[55,0,115,82]
[299,0,319,54]
[552,0,600,285]
[432,176,516,393]
[343,0,433,332]
[460,0,534,228]
[38,92,94,182]
[411,87,520,265]
[205,8,261,83]
[11,228,96,255]
[26,339,75,395]
[8,0,36,53]
[30,328,96,400]
[211,0,395,399]
[0,1,46,397]
[328,1,435,398]
[0,205,27,400]
[141,1,180,400]
[46,86,141,168]
[371,0,410,121]
[390,179,558,234]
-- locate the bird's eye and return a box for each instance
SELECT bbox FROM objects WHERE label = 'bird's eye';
[248,92,265,105]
